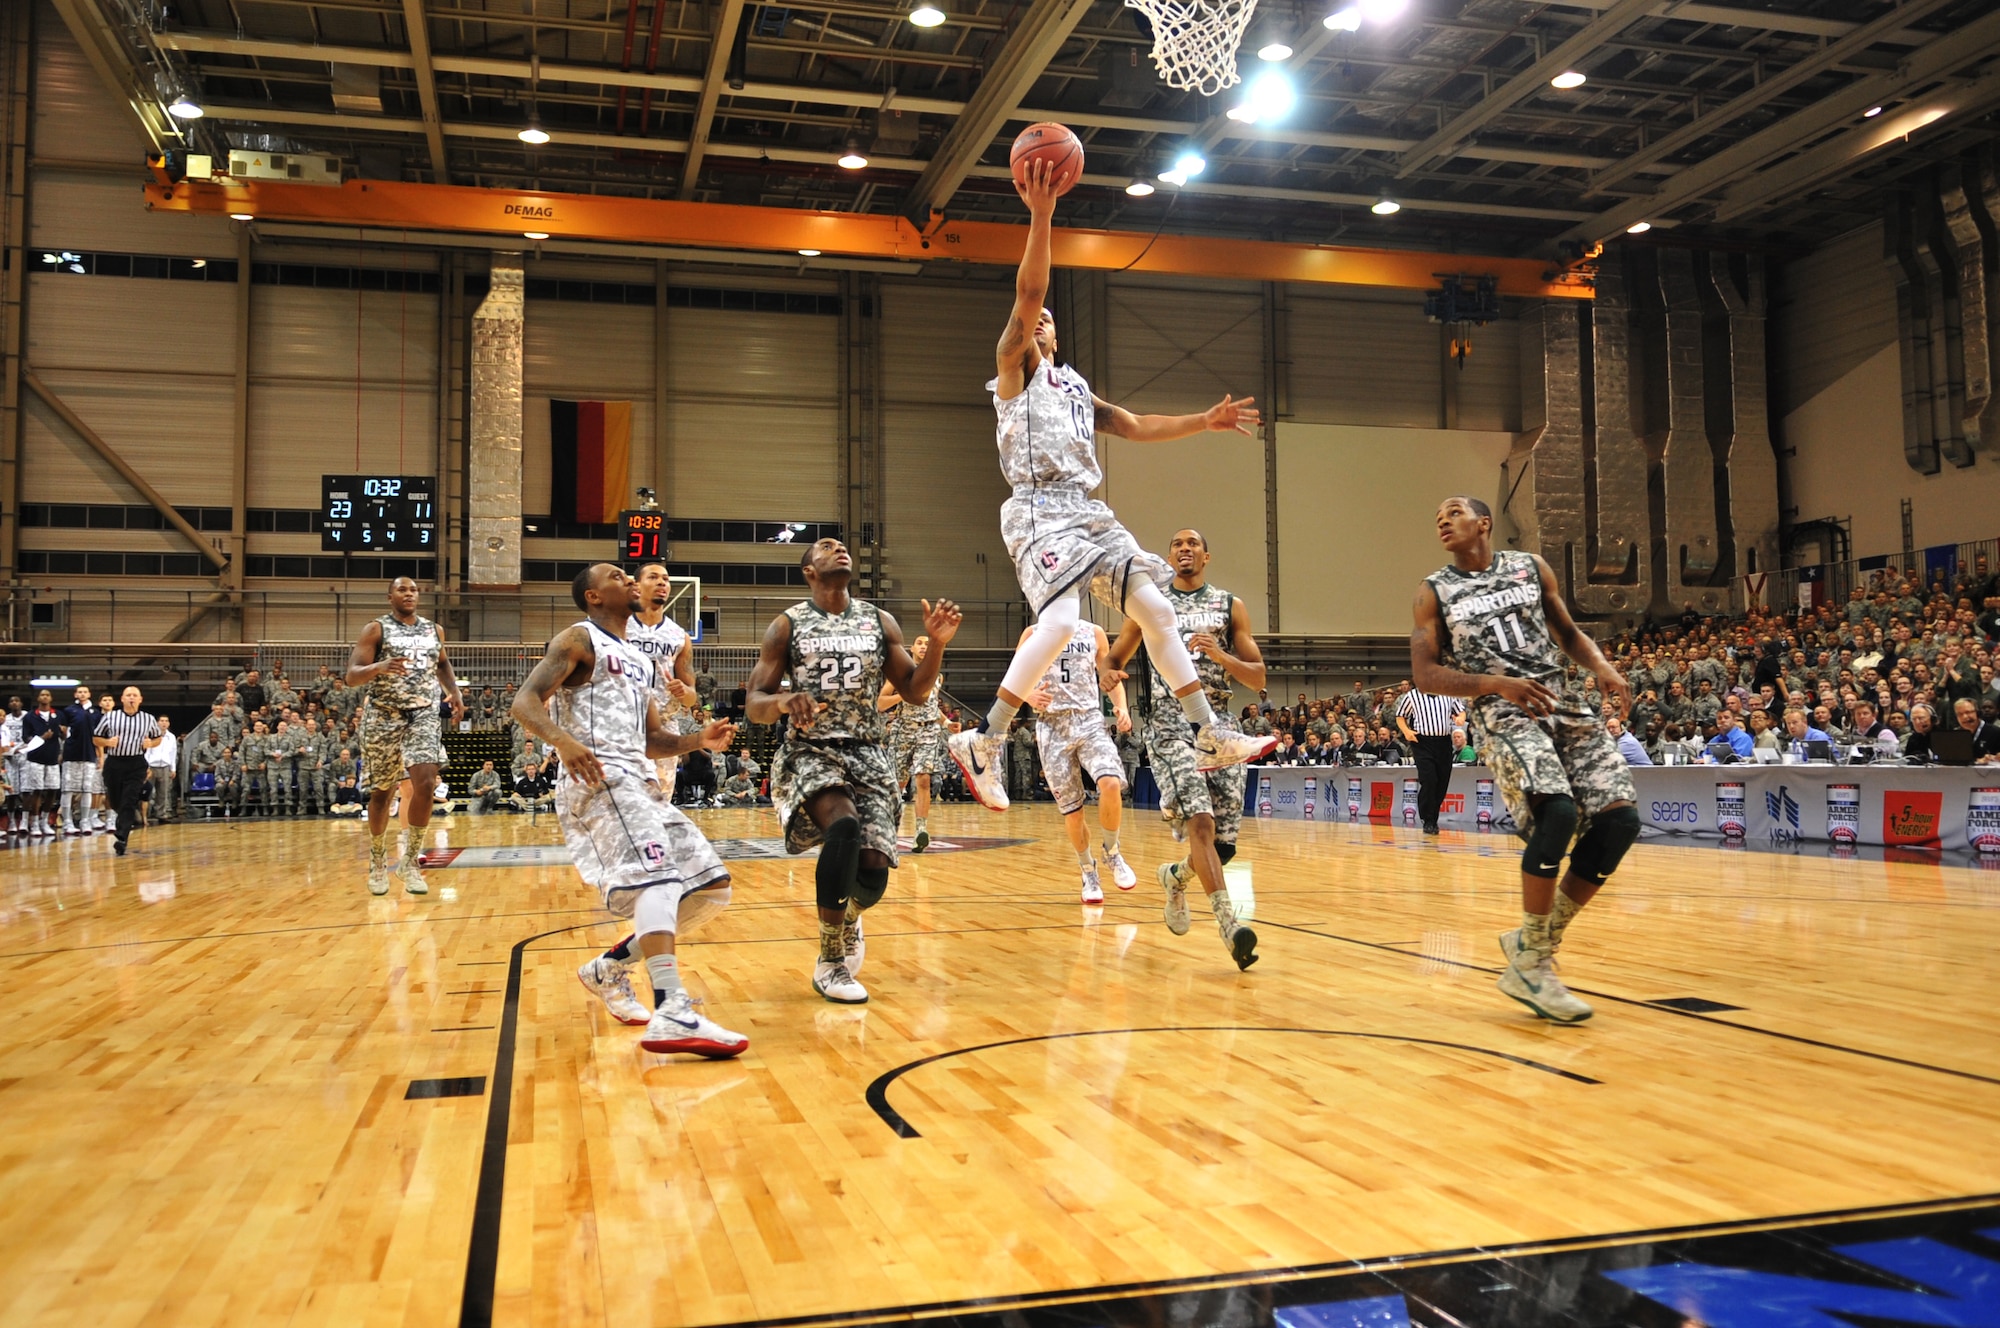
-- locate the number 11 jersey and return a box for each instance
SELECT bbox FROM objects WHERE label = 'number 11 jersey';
[1425,550,1567,720]
[783,598,888,743]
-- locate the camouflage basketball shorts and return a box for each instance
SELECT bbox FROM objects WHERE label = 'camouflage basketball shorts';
[890,721,944,782]
[772,739,901,866]
[555,770,729,910]
[1001,487,1172,615]
[360,701,444,792]
[1472,700,1635,837]
[1147,720,1245,844]
[1036,710,1124,815]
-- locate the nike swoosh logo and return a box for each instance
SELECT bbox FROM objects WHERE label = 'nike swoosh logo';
[662,1016,698,1030]
[967,751,986,775]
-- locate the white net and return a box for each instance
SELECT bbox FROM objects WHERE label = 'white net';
[1124,0,1257,97]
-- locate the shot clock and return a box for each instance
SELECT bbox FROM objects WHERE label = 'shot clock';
[322,475,437,553]
[618,509,669,566]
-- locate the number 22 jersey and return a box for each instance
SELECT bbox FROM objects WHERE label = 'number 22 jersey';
[1424,550,1568,720]
[783,598,888,743]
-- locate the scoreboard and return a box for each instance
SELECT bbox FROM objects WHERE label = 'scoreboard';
[321,475,437,553]
[618,509,669,566]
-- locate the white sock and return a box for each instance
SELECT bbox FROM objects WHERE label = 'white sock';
[1077,848,1094,868]
[645,953,683,1006]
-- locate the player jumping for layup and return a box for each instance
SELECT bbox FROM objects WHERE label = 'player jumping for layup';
[514,563,747,1056]
[946,159,1274,810]
[1023,618,1137,902]
[1413,497,1641,1023]
[747,539,962,1005]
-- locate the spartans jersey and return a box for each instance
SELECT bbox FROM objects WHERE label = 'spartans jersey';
[553,620,657,782]
[1149,582,1237,716]
[989,360,1101,490]
[627,614,689,713]
[784,598,888,743]
[368,613,441,711]
[1425,550,1566,715]
[1039,622,1102,714]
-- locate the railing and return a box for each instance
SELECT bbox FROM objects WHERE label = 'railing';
[1757,536,1999,618]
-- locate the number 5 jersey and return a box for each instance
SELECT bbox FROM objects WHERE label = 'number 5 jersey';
[1424,550,1571,721]
[782,598,889,743]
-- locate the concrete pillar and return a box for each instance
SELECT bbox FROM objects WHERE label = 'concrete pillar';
[466,256,524,605]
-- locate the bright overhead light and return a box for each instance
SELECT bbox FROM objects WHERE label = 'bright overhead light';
[1863,105,1883,118]
[838,135,868,169]
[908,0,946,25]
[229,212,253,221]
[798,248,822,256]
[518,122,550,145]
[1550,70,1587,89]
[167,95,203,120]
[1237,69,1297,124]
[1323,6,1361,29]
[1359,0,1407,20]
[1625,220,1652,234]
[1125,178,1155,196]
[1371,190,1400,215]
[1257,40,1293,60]
[30,676,82,689]
[523,231,549,240]
[1172,151,1206,177]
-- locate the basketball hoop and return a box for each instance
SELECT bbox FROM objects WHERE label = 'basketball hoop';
[1123,0,1257,97]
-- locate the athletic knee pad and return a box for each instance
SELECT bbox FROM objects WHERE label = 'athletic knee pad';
[1121,581,1200,692]
[632,883,681,938]
[816,815,862,911]
[676,884,732,936]
[1567,804,1641,885]
[1521,795,1579,879]
[1215,841,1237,867]
[851,865,890,912]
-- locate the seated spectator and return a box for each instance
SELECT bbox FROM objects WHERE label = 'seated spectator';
[511,760,555,811]
[1452,727,1477,764]
[1607,716,1651,766]
[468,760,505,813]
[676,747,718,804]
[1952,697,2000,764]
[1271,733,1301,765]
[716,771,758,806]
[1903,704,1938,763]
[1747,708,1780,752]
[1781,707,1834,758]
[1701,709,1753,762]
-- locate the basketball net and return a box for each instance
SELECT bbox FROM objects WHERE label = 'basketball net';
[1123,0,1257,97]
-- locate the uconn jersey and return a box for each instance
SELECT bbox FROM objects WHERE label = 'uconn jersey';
[628,614,689,714]
[553,620,658,782]
[1039,622,1102,714]
[990,360,1101,490]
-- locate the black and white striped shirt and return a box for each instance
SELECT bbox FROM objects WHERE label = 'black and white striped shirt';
[1395,688,1460,737]
[99,708,161,757]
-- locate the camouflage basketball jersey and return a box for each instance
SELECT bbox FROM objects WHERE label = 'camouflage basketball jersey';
[784,597,888,743]
[628,613,689,714]
[897,671,943,727]
[553,620,657,781]
[369,613,441,710]
[1150,582,1236,716]
[1425,550,1566,718]
[1040,621,1102,713]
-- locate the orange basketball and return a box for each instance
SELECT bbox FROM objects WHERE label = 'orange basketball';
[1010,122,1083,194]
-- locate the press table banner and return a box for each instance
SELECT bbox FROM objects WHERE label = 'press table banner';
[1243,764,2000,854]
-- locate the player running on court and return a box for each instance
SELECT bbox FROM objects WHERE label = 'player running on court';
[1022,618,1137,902]
[1108,529,1266,969]
[345,576,465,896]
[746,538,963,1005]
[514,563,748,1056]
[877,635,948,853]
[1412,496,1642,1023]
[946,158,1274,810]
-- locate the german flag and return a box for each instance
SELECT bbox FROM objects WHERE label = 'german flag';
[550,399,632,524]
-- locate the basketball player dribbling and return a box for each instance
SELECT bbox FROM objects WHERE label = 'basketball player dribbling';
[746,538,963,1005]
[1412,496,1642,1023]
[515,564,748,1055]
[946,157,1275,810]
[1022,618,1137,902]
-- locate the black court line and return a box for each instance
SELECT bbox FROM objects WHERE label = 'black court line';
[1258,917,2000,1087]
[863,1026,1599,1137]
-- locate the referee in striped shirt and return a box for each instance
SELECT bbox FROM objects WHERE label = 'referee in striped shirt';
[93,686,162,855]
[1395,683,1461,836]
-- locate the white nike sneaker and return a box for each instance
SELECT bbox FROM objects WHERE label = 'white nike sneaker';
[1080,864,1104,904]
[396,853,428,896]
[639,990,749,1057]
[842,907,866,977]
[576,957,650,1026]
[1159,861,1191,936]
[812,958,869,1004]
[367,859,392,896]
[1193,721,1279,772]
[947,728,1010,811]
[1104,847,1137,890]
[1496,929,1592,1023]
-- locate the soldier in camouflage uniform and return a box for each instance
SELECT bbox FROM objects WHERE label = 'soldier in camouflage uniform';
[268,720,302,816]
[746,537,963,1006]
[214,747,243,814]
[298,717,329,814]
[1108,529,1269,971]
[878,635,949,853]
[1413,495,1642,1025]
[238,720,272,815]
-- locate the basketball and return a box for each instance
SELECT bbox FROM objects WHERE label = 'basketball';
[1010,122,1083,194]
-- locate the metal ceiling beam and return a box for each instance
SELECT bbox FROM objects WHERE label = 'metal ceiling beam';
[1543,0,1926,43]
[902,0,1095,224]
[1395,0,1668,179]
[397,0,451,182]
[1586,0,1962,194]
[1554,8,2000,245]
[677,0,751,200]
[144,176,1595,296]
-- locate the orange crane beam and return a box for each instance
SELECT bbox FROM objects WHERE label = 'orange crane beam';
[144,177,1593,299]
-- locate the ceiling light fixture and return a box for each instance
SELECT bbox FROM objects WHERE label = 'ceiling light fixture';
[798,248,822,256]
[838,135,868,169]
[229,211,253,221]
[167,95,203,120]
[1863,105,1884,118]
[1257,40,1293,60]
[1625,220,1652,234]
[518,119,550,145]
[523,231,549,240]
[1371,190,1400,215]
[1126,178,1156,196]
[908,0,946,26]
[1550,70,1587,89]
[1242,68,1297,123]
[1323,6,1361,28]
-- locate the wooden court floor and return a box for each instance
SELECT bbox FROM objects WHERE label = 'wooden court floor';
[1,803,1997,1327]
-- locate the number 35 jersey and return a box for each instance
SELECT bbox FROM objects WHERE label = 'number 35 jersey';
[1424,550,1569,720]
[783,598,889,743]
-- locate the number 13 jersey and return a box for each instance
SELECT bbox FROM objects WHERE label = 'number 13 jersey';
[1425,550,1567,719]
[783,598,888,743]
